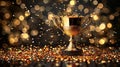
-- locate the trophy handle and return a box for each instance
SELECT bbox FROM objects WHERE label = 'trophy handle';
[80,15,92,32]
[52,16,65,33]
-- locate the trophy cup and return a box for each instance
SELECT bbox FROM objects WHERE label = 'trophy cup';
[51,15,90,56]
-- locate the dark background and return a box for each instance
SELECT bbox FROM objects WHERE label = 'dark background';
[0,0,120,48]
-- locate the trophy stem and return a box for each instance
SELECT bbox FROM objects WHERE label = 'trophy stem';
[62,35,83,56]
[65,36,76,51]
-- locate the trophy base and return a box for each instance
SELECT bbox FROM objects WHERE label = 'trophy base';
[62,49,83,56]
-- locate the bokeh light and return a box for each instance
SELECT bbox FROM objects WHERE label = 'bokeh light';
[4,12,11,19]
[25,10,30,17]
[13,19,21,26]
[70,0,76,6]
[89,39,95,44]
[31,30,39,36]
[99,38,107,45]
[107,22,112,28]
[19,15,24,21]
[0,1,7,6]
[92,14,99,21]
[3,25,11,34]
[99,23,106,30]
[20,33,29,40]
[97,3,104,9]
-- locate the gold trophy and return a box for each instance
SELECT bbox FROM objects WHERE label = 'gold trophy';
[61,16,82,56]
[52,15,90,56]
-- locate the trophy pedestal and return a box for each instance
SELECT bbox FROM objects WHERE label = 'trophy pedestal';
[62,40,83,56]
[62,49,83,56]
